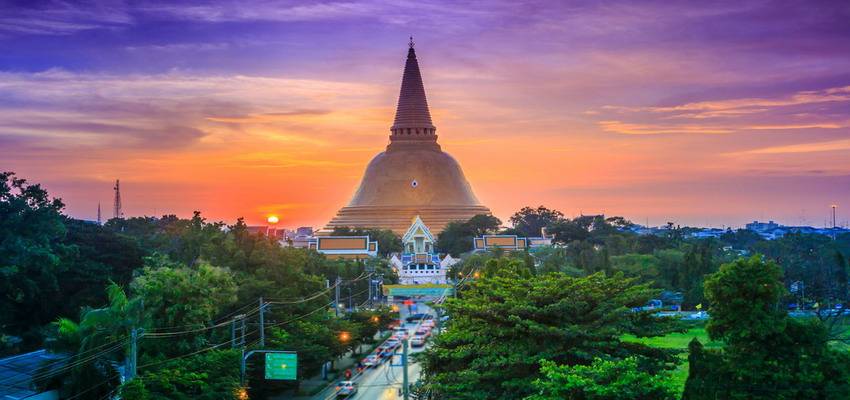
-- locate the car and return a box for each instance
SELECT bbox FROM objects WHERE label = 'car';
[405,313,430,323]
[336,381,357,397]
[362,354,380,367]
[410,335,427,347]
[415,327,431,337]
[683,311,709,320]
[381,339,400,352]
[392,327,409,340]
[422,319,436,328]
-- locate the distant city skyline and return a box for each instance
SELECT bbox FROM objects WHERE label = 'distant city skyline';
[2,1,849,228]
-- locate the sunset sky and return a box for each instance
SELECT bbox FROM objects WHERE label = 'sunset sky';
[2,1,849,229]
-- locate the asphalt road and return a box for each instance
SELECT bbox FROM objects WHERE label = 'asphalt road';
[313,301,434,400]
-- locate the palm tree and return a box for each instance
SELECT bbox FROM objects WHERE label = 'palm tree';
[44,282,144,398]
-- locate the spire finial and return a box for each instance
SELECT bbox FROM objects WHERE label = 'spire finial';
[408,35,415,49]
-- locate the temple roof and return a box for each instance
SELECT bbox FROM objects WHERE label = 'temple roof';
[402,215,435,244]
[391,38,436,135]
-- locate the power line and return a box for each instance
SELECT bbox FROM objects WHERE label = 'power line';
[0,340,127,390]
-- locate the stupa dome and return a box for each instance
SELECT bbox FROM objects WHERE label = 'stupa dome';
[323,39,491,234]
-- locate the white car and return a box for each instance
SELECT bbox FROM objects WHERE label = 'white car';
[336,381,357,397]
[362,354,380,368]
[410,335,427,347]
[392,327,409,340]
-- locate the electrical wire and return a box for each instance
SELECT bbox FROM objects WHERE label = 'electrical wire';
[144,303,260,333]
[63,377,116,400]
[23,271,384,396]
[136,337,236,369]
[0,340,127,389]
[0,336,125,386]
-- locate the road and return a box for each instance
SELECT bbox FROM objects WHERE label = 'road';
[312,301,435,400]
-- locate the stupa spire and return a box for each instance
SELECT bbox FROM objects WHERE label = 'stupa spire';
[390,37,436,143]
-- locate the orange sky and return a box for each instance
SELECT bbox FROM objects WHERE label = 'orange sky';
[2,1,849,229]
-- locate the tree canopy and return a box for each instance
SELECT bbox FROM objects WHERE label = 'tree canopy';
[420,261,678,399]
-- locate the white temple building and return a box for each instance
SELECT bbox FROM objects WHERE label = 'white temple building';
[391,216,456,284]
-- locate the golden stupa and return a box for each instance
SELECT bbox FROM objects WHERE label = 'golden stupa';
[323,40,491,235]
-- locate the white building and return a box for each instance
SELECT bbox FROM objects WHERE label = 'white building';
[395,216,450,284]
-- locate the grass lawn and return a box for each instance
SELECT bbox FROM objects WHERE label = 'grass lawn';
[622,322,722,396]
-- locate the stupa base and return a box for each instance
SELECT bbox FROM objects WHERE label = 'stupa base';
[321,205,492,235]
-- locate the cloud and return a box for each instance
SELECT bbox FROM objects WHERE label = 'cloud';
[0,1,131,36]
[643,86,850,117]
[0,69,383,152]
[598,120,733,135]
[595,85,850,135]
[137,1,379,23]
[736,139,850,155]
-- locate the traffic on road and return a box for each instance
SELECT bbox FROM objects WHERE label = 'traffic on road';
[318,300,441,400]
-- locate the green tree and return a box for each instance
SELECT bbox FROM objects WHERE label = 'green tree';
[131,255,237,357]
[532,245,583,276]
[420,268,677,399]
[0,172,70,349]
[526,358,676,400]
[436,214,501,257]
[121,349,241,400]
[683,256,850,400]
[719,229,763,249]
[680,241,718,308]
[45,283,144,398]
[610,254,661,286]
[510,206,564,238]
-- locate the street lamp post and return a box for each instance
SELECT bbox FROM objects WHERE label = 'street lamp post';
[832,205,838,240]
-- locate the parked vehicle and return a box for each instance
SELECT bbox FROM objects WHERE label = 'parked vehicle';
[411,335,427,347]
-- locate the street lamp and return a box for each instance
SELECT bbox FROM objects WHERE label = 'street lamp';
[831,205,838,228]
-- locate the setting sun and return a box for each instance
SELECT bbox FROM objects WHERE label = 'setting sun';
[267,215,279,224]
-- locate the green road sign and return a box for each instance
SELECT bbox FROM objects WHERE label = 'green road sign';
[265,352,297,380]
[384,284,454,297]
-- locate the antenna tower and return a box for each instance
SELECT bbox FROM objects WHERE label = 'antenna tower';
[113,180,124,219]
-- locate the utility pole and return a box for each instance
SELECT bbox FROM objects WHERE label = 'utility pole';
[127,328,143,381]
[335,276,341,317]
[402,338,410,400]
[259,297,266,348]
[231,314,246,348]
[833,205,838,229]
[368,279,373,308]
[348,286,353,312]
[231,317,238,348]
